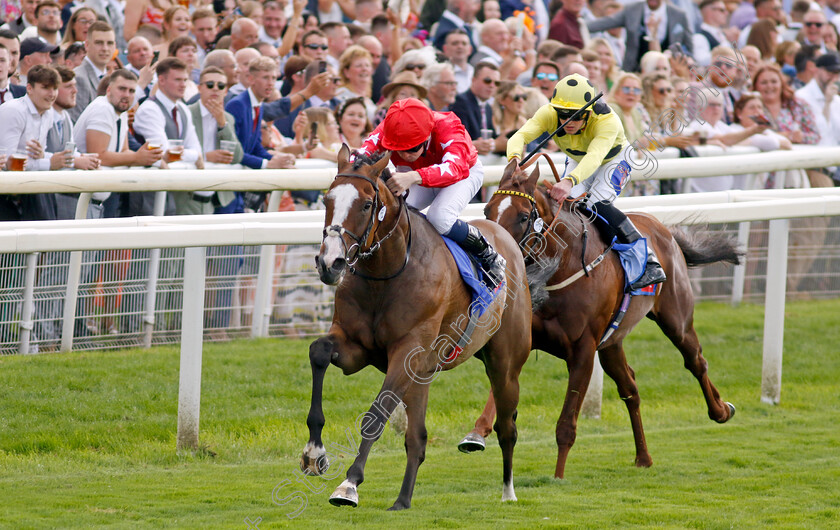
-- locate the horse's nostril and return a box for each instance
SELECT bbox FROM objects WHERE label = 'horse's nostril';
[332,257,346,271]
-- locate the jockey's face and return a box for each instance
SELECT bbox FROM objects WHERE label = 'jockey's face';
[397,137,428,162]
[563,118,585,135]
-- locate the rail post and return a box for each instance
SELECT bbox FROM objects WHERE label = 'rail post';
[177,246,207,452]
[761,218,789,405]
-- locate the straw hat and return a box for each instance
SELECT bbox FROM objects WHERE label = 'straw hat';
[381,71,428,100]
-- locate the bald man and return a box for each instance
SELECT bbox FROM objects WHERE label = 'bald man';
[357,34,389,102]
[226,47,261,99]
[230,17,259,53]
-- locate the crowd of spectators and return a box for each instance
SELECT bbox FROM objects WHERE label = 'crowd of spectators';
[0,0,838,345]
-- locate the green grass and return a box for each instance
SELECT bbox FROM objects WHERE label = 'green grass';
[1,300,839,529]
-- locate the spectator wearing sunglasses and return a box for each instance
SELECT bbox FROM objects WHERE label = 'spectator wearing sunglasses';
[450,61,500,155]
[490,81,529,154]
[299,30,329,63]
[797,9,829,53]
[509,73,667,291]
[531,61,560,101]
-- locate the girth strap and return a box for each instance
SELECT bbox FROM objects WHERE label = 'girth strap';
[543,241,613,292]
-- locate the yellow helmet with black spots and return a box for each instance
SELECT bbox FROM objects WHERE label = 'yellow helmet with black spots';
[549,74,611,124]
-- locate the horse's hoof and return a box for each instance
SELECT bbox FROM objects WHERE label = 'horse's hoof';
[329,480,358,507]
[300,442,329,475]
[458,432,486,453]
[387,500,410,511]
[726,402,736,420]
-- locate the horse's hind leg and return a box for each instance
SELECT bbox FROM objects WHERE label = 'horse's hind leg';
[554,346,596,479]
[598,341,652,468]
[389,383,431,511]
[458,389,495,453]
[653,282,735,423]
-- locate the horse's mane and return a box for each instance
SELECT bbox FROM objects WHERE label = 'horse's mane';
[351,151,392,182]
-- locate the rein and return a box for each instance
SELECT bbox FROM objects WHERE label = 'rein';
[325,171,412,281]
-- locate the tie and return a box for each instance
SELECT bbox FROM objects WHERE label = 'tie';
[0,90,6,104]
[115,118,122,150]
[253,105,260,132]
[481,103,488,132]
[172,107,179,137]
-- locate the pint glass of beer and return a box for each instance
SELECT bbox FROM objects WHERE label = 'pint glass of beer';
[167,139,184,162]
[10,150,26,171]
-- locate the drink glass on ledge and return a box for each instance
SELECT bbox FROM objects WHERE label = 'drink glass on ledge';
[10,150,26,171]
[167,139,184,163]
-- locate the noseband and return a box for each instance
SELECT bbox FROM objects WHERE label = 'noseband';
[323,171,412,281]
[491,189,544,246]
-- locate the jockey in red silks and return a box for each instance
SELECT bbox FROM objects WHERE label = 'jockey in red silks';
[357,98,506,287]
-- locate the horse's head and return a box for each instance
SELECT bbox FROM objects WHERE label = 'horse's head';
[484,159,546,245]
[316,144,393,285]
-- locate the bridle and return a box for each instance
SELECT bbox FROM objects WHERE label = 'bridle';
[323,171,412,281]
[491,189,544,247]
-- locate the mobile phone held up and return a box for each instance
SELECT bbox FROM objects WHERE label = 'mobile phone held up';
[151,51,160,66]
[318,60,327,74]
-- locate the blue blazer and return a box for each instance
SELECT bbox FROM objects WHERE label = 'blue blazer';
[432,14,477,52]
[450,90,494,141]
[225,90,272,169]
[9,84,26,99]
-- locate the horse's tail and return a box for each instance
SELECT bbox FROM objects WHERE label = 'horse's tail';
[670,226,743,267]
[525,255,561,312]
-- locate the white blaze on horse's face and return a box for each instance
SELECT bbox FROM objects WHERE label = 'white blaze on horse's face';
[322,183,360,267]
[494,196,512,224]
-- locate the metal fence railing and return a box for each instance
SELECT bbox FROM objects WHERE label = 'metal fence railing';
[2,216,838,355]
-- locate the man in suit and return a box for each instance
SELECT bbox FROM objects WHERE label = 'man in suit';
[432,0,480,53]
[225,56,295,170]
[0,0,38,35]
[587,0,693,73]
[0,43,25,103]
[69,21,115,122]
[183,66,243,216]
[450,61,498,155]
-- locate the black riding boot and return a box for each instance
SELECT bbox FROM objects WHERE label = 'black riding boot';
[460,224,507,289]
[592,200,666,291]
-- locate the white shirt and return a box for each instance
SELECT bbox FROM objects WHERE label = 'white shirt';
[474,45,503,67]
[258,26,283,48]
[683,118,738,193]
[73,95,127,153]
[795,79,840,148]
[643,2,668,44]
[134,91,201,163]
[693,22,728,67]
[228,82,246,96]
[0,95,55,171]
[198,101,220,155]
[452,62,474,94]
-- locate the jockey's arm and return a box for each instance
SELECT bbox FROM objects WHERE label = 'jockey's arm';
[567,118,621,185]
[507,105,557,161]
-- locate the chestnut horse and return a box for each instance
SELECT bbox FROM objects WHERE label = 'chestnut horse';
[460,160,739,479]
[302,146,532,510]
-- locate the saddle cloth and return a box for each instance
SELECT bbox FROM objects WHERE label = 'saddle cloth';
[441,236,505,319]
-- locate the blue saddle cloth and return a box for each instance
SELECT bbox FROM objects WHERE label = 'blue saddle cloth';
[441,236,503,318]
[612,237,657,296]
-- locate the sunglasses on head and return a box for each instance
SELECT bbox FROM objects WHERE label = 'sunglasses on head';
[535,72,559,81]
[203,81,226,90]
[511,94,527,101]
[304,43,329,50]
[482,77,500,87]
[621,86,642,95]
[405,63,426,70]
[805,21,824,28]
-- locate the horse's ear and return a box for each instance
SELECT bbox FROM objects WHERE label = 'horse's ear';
[371,150,391,176]
[501,158,518,186]
[337,143,351,171]
[525,162,541,192]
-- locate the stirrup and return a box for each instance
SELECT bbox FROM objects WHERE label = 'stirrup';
[477,249,506,290]
[629,255,666,291]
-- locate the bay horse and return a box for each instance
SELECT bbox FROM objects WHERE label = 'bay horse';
[460,159,739,479]
[301,146,532,510]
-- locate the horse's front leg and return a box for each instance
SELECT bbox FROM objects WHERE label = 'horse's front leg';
[389,382,431,511]
[459,390,495,453]
[301,327,367,476]
[329,340,424,508]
